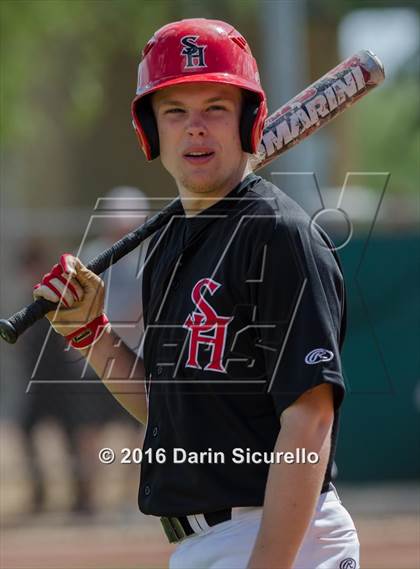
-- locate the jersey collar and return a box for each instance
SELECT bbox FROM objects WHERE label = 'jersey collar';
[182,173,261,219]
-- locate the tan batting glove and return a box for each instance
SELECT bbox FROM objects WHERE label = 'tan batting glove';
[33,254,108,346]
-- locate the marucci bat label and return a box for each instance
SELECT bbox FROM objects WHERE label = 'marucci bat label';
[260,67,365,156]
[255,50,384,168]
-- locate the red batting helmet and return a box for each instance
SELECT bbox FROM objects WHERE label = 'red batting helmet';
[131,18,267,160]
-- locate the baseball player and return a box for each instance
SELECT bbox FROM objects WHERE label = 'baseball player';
[33,18,360,569]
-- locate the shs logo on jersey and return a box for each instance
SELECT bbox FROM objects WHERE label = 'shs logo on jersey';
[180,35,207,69]
[183,278,233,373]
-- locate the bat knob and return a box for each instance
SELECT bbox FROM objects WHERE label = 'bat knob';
[0,320,18,344]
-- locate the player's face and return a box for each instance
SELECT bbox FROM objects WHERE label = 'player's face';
[152,83,248,198]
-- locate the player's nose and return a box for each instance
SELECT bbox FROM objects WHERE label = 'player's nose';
[185,111,208,137]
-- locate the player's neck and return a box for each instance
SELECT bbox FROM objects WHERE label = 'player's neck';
[178,161,253,217]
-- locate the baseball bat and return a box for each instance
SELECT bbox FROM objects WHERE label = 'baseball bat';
[0,49,384,344]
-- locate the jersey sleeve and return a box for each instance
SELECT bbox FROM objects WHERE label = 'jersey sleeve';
[253,215,346,415]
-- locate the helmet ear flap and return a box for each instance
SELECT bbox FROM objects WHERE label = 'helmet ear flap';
[240,92,262,154]
[133,96,160,160]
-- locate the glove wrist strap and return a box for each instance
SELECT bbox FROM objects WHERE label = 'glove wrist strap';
[65,314,110,350]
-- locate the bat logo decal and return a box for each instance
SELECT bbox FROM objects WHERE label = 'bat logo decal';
[180,35,207,69]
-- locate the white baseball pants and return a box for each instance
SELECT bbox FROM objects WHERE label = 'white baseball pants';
[169,485,359,569]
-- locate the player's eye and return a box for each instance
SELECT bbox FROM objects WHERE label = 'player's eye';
[207,105,227,111]
[164,108,185,114]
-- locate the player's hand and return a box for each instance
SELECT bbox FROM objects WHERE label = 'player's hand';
[33,254,106,339]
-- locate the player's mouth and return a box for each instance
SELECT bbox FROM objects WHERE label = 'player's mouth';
[183,148,215,165]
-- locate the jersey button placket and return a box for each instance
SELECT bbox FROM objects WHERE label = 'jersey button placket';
[152,426,159,437]
[144,484,151,496]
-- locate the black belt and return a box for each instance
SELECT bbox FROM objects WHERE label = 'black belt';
[160,509,232,543]
[160,483,334,544]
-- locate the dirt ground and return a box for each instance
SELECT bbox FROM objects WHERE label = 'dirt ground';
[1,424,418,569]
[0,512,418,569]
[2,487,418,569]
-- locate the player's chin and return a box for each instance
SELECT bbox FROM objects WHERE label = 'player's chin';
[179,169,221,194]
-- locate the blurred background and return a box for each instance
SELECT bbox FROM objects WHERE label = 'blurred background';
[0,1,418,568]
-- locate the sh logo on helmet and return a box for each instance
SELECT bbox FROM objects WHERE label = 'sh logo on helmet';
[180,36,207,69]
[304,348,334,365]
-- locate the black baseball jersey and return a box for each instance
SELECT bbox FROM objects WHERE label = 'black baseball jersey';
[139,173,346,517]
